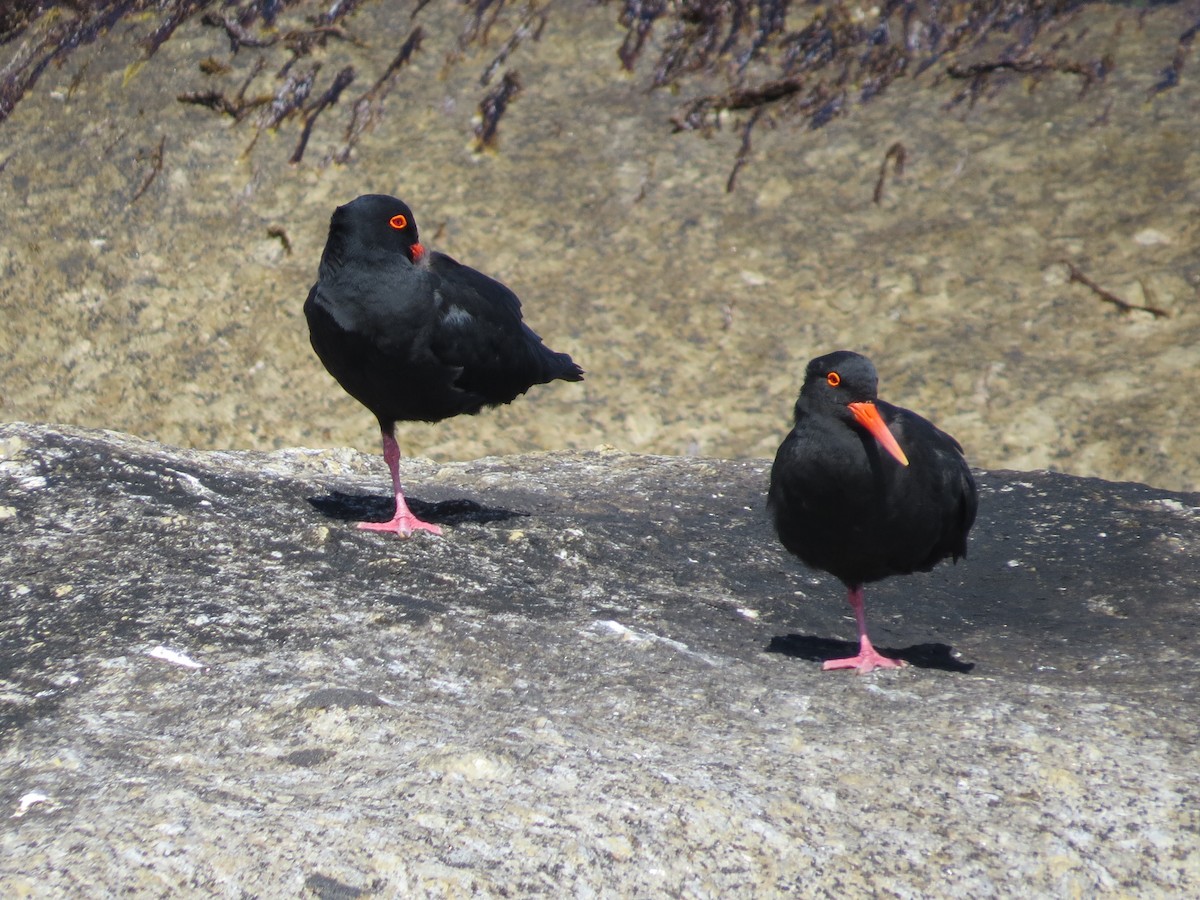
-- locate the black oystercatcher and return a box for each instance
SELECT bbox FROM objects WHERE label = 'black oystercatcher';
[304,194,583,536]
[768,351,977,673]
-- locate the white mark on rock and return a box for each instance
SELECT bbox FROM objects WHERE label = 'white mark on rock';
[12,792,49,818]
[598,620,637,640]
[1133,228,1170,246]
[1154,498,1199,517]
[593,620,722,666]
[166,468,218,500]
[148,646,206,670]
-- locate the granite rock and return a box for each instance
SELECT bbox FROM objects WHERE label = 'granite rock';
[1,423,1198,896]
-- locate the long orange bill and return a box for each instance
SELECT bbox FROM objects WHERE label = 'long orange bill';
[847,401,909,466]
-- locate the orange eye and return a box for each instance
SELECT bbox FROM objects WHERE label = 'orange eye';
[389,214,408,230]
[827,372,841,387]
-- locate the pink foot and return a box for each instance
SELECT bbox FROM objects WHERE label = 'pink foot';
[823,586,906,673]
[358,515,442,537]
[822,647,906,674]
[362,429,443,536]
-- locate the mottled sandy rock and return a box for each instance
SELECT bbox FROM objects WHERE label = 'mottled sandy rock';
[1,423,1197,895]
[1,3,1198,489]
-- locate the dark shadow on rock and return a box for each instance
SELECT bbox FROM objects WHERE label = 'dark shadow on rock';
[304,871,381,900]
[0,694,65,742]
[767,634,975,673]
[297,687,387,710]
[282,748,337,768]
[307,491,526,527]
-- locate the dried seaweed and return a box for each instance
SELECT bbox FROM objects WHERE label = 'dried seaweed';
[946,51,1114,106]
[178,56,270,122]
[1,0,1193,178]
[475,70,522,151]
[2,1,360,135]
[141,0,215,58]
[1,0,149,122]
[291,65,355,164]
[177,89,243,118]
[873,141,907,205]
[129,135,166,204]
[334,26,424,164]
[655,1,1103,137]
[459,0,517,50]
[673,75,806,133]
[200,12,279,52]
[725,107,764,193]
[1065,262,1170,319]
[314,0,365,27]
[175,3,390,161]
[608,0,1166,185]
[267,224,293,253]
[1149,13,1199,96]
[480,4,548,86]
[617,0,667,70]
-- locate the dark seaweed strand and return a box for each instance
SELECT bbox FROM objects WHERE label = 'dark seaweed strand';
[475,69,522,151]
[291,65,356,164]
[1,0,149,123]
[334,26,425,164]
[0,0,1188,180]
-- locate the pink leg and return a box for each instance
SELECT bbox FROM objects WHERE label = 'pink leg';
[358,428,442,537]
[822,585,906,674]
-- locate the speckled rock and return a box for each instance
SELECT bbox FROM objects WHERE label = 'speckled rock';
[1,423,1198,896]
[1,3,1198,489]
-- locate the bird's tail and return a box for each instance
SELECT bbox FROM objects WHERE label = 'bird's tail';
[550,352,584,383]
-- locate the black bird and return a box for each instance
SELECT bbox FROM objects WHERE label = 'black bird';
[304,194,583,536]
[768,351,977,673]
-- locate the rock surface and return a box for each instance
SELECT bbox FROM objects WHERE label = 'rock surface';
[1,422,1198,895]
[1,3,1198,489]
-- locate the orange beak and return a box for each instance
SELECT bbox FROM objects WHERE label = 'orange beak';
[848,401,909,466]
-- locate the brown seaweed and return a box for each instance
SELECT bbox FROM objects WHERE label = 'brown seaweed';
[1065,263,1170,320]
[475,69,522,151]
[1149,14,1199,96]
[725,107,764,193]
[129,136,166,205]
[872,141,906,205]
[267,225,293,254]
[0,0,1193,179]
[290,65,355,164]
[333,26,424,164]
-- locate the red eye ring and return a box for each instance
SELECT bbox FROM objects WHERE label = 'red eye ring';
[389,214,408,230]
[827,372,841,387]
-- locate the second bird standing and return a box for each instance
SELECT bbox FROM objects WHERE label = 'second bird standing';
[769,351,978,674]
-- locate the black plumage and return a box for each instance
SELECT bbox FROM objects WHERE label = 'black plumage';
[768,350,977,672]
[305,194,583,535]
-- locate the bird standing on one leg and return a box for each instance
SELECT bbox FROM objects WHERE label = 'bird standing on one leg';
[304,194,583,536]
[768,351,977,673]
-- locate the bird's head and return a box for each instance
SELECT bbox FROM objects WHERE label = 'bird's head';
[801,350,909,466]
[325,194,426,266]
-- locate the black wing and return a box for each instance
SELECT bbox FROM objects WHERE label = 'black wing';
[426,252,583,405]
[886,403,978,567]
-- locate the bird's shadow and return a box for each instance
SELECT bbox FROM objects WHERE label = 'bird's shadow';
[307,491,527,528]
[767,633,975,673]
